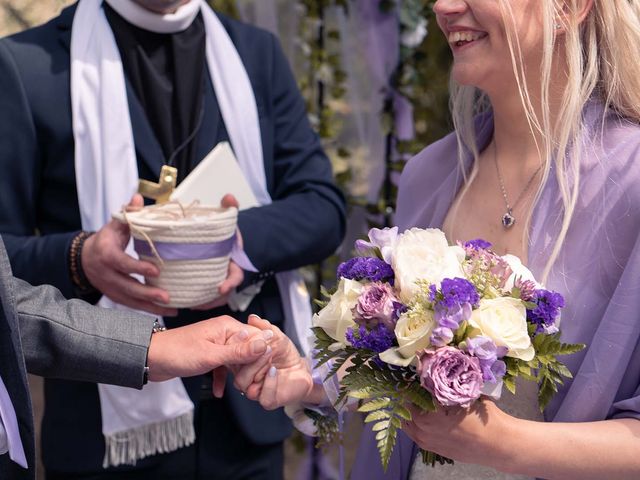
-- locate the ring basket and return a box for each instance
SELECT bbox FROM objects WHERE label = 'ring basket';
[116,202,238,308]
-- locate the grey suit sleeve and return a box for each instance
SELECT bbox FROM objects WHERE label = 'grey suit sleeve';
[14,276,155,389]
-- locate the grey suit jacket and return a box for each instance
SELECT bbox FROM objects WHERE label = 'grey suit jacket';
[0,237,155,480]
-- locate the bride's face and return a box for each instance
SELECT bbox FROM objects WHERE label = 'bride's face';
[434,0,546,94]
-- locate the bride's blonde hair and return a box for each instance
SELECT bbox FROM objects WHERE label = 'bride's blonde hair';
[450,0,640,281]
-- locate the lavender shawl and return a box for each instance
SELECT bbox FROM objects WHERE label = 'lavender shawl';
[351,102,640,479]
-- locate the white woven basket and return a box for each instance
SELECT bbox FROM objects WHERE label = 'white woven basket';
[116,202,238,308]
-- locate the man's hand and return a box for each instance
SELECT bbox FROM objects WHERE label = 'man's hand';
[146,315,273,383]
[192,193,245,310]
[81,194,177,316]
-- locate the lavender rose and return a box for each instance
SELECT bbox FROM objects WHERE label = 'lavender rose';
[417,347,483,407]
[352,282,401,330]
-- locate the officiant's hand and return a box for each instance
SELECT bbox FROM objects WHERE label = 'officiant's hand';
[147,315,273,382]
[402,401,514,469]
[192,193,244,310]
[81,194,178,316]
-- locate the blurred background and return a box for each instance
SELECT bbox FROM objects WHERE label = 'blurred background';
[0,1,452,478]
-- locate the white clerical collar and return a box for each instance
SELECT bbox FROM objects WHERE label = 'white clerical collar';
[104,0,202,34]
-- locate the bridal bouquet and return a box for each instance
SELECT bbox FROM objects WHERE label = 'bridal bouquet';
[311,227,584,470]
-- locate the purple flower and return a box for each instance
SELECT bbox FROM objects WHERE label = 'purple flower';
[355,227,398,263]
[464,239,492,251]
[337,257,395,284]
[346,324,396,354]
[352,282,401,330]
[437,278,481,309]
[392,301,408,321]
[429,278,480,346]
[417,347,483,407]
[463,247,513,290]
[527,289,565,334]
[466,336,508,383]
[514,278,537,301]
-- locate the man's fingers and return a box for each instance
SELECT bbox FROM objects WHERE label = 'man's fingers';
[212,367,228,398]
[212,338,270,367]
[191,295,229,311]
[126,193,145,210]
[220,194,239,209]
[107,290,178,316]
[233,354,271,393]
[112,251,161,278]
[259,366,279,410]
[218,262,243,295]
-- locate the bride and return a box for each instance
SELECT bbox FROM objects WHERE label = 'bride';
[231,0,640,478]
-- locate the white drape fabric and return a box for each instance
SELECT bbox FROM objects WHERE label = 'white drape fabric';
[71,0,312,467]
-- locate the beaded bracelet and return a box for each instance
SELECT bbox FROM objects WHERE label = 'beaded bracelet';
[69,231,96,292]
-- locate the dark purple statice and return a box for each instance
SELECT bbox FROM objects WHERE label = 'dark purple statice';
[392,301,408,321]
[430,278,480,347]
[337,257,395,284]
[346,324,396,353]
[527,289,565,334]
[346,324,396,368]
[437,277,480,309]
[464,239,493,251]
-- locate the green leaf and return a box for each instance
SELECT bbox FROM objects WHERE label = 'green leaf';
[503,375,517,395]
[359,397,392,412]
[350,388,375,400]
[372,420,390,432]
[395,404,412,421]
[406,383,437,412]
[558,342,586,355]
[548,361,573,379]
[365,410,392,422]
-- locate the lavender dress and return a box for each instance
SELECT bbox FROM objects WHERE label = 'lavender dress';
[351,102,640,479]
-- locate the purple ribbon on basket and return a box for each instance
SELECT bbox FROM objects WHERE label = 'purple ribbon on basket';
[134,232,237,261]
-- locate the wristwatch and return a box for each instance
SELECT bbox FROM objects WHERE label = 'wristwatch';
[143,319,168,385]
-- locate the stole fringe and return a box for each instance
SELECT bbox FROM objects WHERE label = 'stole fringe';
[102,410,195,468]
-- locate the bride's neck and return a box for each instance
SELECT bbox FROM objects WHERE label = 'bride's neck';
[486,60,567,162]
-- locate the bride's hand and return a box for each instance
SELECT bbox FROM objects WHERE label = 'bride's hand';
[231,315,315,409]
[402,400,516,470]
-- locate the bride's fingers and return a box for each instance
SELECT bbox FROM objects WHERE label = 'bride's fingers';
[259,366,279,410]
[212,366,228,398]
[248,314,278,334]
[233,352,272,392]
[245,382,263,400]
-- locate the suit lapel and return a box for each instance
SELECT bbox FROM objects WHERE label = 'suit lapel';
[124,79,166,179]
[194,68,224,166]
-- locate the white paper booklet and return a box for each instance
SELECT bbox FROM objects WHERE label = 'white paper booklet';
[170,142,259,210]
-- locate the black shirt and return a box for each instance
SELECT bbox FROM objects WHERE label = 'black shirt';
[105,4,206,182]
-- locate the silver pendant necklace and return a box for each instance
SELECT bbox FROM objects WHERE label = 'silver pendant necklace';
[493,143,542,229]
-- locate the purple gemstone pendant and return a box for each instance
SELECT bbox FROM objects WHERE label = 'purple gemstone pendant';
[502,212,516,229]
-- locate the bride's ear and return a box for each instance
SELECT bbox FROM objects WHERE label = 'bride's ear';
[555,0,594,31]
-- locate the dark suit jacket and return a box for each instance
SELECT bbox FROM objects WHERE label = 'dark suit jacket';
[0,2,345,474]
[0,236,154,480]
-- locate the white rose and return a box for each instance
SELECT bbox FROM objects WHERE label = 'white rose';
[313,278,363,348]
[378,310,436,367]
[502,254,540,292]
[469,297,535,361]
[392,228,466,302]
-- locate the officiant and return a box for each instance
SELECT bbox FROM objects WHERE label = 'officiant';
[0,0,346,479]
